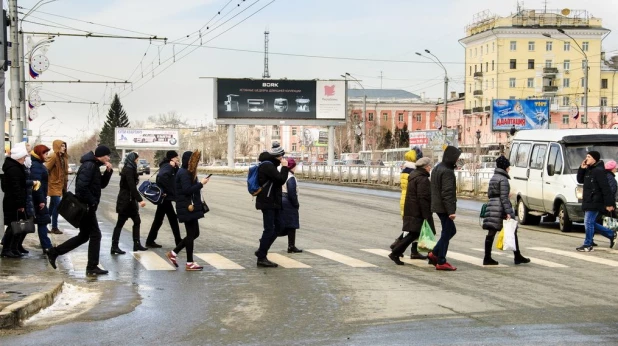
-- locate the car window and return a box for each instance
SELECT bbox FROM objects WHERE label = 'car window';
[509,143,519,164]
[529,144,547,170]
[547,144,563,175]
[515,143,531,168]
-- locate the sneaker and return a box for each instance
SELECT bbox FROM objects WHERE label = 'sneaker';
[166,251,178,267]
[427,252,438,266]
[86,266,109,276]
[50,228,63,235]
[591,241,598,247]
[436,262,457,271]
[388,253,405,265]
[576,245,594,252]
[612,232,617,249]
[185,262,204,271]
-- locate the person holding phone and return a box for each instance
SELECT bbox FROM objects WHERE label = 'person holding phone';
[146,151,181,248]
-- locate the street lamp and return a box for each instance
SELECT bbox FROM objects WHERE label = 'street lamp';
[475,129,481,163]
[416,50,449,144]
[344,72,366,151]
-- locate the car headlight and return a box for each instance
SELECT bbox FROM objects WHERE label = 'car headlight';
[575,184,583,200]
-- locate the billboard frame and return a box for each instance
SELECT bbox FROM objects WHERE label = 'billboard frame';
[114,128,180,150]
[491,99,550,131]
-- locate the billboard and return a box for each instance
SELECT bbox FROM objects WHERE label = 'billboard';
[115,128,180,149]
[409,129,458,151]
[300,128,328,147]
[215,79,346,120]
[492,99,549,131]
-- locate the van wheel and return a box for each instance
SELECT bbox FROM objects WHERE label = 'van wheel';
[518,199,541,225]
[558,203,573,232]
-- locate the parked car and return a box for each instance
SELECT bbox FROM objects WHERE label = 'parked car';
[344,159,365,166]
[137,159,150,175]
[68,163,77,174]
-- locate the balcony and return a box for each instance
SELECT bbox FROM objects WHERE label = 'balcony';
[542,85,558,93]
[474,71,483,78]
[473,90,483,97]
[543,67,558,76]
[472,106,484,113]
[463,109,472,115]
[484,106,491,111]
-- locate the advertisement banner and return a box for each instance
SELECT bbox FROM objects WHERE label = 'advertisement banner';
[492,99,549,131]
[300,128,328,147]
[409,129,458,150]
[115,128,180,149]
[315,80,346,119]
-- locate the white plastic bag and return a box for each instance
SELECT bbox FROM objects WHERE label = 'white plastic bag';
[502,219,518,251]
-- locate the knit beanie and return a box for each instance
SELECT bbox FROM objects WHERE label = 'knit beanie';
[287,157,297,170]
[605,160,617,171]
[33,144,50,159]
[10,143,28,160]
[269,142,285,157]
[496,155,511,170]
[94,145,111,157]
[588,151,601,162]
[165,150,179,161]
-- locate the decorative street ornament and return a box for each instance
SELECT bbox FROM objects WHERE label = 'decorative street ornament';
[28,108,38,121]
[27,85,43,121]
[27,36,53,79]
[30,54,50,74]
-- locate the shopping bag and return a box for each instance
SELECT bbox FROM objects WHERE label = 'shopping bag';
[417,220,437,252]
[496,229,504,250]
[502,219,518,251]
[603,216,618,232]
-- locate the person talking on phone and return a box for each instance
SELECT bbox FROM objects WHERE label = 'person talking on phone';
[146,151,182,247]
[576,151,616,252]
[254,142,289,268]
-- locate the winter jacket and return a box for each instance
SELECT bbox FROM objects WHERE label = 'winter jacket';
[402,168,436,234]
[2,157,27,224]
[30,154,51,224]
[431,146,461,215]
[281,171,300,229]
[606,171,617,202]
[156,160,178,201]
[75,152,113,207]
[399,162,415,217]
[577,160,614,212]
[255,152,289,210]
[24,164,35,220]
[174,153,205,223]
[45,140,69,197]
[116,165,143,216]
[482,168,515,231]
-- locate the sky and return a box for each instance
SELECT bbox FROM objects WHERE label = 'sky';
[12,0,618,143]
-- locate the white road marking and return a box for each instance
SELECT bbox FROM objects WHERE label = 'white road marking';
[446,251,509,267]
[265,253,311,268]
[195,253,245,270]
[360,249,434,268]
[305,249,377,268]
[529,247,618,267]
[132,252,176,270]
[471,248,568,268]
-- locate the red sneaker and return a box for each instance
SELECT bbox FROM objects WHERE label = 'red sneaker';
[186,262,204,271]
[428,252,438,266]
[436,262,457,271]
[166,251,178,268]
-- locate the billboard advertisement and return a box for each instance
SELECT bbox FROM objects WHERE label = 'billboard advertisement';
[216,79,345,120]
[115,128,180,149]
[300,128,328,147]
[492,99,549,131]
[409,129,458,150]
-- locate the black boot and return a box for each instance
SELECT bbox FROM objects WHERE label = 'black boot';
[483,235,499,265]
[133,240,148,251]
[390,234,403,250]
[287,230,303,253]
[17,234,29,254]
[110,241,126,255]
[410,241,427,260]
[514,232,530,264]
[47,247,59,269]
[388,252,405,265]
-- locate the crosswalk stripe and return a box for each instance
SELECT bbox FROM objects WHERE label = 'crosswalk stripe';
[446,251,509,267]
[66,252,106,271]
[360,249,434,268]
[266,253,311,268]
[470,248,568,268]
[132,252,176,270]
[528,247,618,267]
[194,253,244,270]
[306,249,377,268]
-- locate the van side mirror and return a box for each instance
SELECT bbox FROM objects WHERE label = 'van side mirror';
[547,164,555,176]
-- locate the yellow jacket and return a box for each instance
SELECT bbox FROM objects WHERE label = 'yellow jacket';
[399,162,417,216]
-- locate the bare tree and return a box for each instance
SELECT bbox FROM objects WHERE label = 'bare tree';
[236,125,258,160]
[67,132,99,164]
[148,111,189,129]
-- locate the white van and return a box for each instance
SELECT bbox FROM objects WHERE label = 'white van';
[509,129,618,232]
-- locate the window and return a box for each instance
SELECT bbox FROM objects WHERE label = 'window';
[398,113,404,122]
[480,46,483,55]
[581,77,585,87]
[475,65,477,73]
[415,113,422,122]
[562,114,569,124]
[580,96,585,106]
[510,59,517,69]
[509,96,516,100]
[486,44,488,54]
[368,112,374,122]
[528,41,535,51]
[547,143,563,175]
[485,62,488,72]
[545,59,552,68]
[382,113,388,122]
[601,114,608,125]
[469,83,472,92]
[562,96,570,106]
[509,78,516,88]
[491,78,495,89]
[582,41,589,52]
[492,42,495,52]
[527,78,534,88]
[292,143,297,151]
[563,60,570,70]
[528,59,535,69]
[529,144,547,170]
[292,127,297,135]
[273,125,280,136]
[602,79,608,89]
[546,41,553,51]
[469,66,472,76]
[563,78,570,88]
[492,60,495,71]
[475,48,477,56]
[485,79,488,90]
[564,42,570,51]
[601,97,608,107]
[509,143,520,163]
[510,41,517,51]
[515,143,531,168]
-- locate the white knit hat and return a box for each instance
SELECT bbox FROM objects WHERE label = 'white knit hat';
[10,143,28,160]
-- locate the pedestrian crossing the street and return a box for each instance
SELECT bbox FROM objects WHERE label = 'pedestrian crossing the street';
[470,248,569,268]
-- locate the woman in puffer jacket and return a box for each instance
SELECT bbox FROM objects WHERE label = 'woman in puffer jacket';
[482,156,529,265]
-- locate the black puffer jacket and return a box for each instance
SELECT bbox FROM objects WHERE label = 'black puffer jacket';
[116,165,143,216]
[482,168,515,231]
[175,152,205,223]
[402,168,436,233]
[2,157,27,224]
[431,146,461,215]
[76,151,113,207]
[156,160,178,201]
[255,152,289,210]
[577,160,614,212]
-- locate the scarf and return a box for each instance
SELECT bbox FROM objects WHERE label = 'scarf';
[124,152,139,170]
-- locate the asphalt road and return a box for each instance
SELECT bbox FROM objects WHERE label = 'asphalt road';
[2,174,618,345]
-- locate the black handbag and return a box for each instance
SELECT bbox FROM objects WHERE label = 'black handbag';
[201,200,209,214]
[58,191,88,228]
[11,212,35,235]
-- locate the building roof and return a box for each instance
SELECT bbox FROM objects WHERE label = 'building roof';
[347,89,420,100]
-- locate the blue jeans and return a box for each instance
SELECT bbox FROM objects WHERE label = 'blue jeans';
[257,209,282,259]
[432,213,457,265]
[49,196,61,228]
[584,210,615,246]
[37,223,52,249]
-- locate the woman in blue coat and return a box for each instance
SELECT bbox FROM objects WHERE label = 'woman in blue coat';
[30,145,53,254]
[166,150,209,271]
[280,158,302,253]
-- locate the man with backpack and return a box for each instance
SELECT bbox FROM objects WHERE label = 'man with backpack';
[253,142,289,267]
[146,151,182,247]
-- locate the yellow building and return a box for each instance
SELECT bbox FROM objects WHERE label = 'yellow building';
[459,8,617,134]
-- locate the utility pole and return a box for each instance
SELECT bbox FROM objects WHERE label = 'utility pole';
[19,31,26,140]
[584,58,588,128]
[8,0,21,145]
[0,8,8,231]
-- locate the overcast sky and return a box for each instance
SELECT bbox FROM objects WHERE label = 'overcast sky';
[14,0,618,142]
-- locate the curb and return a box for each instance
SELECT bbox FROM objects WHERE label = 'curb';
[0,281,64,329]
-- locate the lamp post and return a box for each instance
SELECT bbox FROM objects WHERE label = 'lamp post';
[344,73,366,151]
[416,50,448,144]
[475,129,481,162]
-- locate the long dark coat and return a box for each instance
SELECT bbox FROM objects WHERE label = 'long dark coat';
[577,160,614,212]
[281,172,299,229]
[30,155,51,224]
[2,157,27,224]
[402,168,436,234]
[116,165,143,216]
[482,168,515,231]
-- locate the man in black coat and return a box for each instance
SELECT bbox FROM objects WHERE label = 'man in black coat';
[576,150,616,252]
[254,142,289,267]
[47,145,114,275]
[429,145,461,271]
[1,147,28,257]
[146,150,182,247]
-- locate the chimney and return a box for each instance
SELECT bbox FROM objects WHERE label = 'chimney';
[450,91,457,100]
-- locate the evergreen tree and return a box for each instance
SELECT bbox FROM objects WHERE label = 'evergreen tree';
[99,94,130,164]
[380,129,393,149]
[399,123,409,147]
[154,150,167,167]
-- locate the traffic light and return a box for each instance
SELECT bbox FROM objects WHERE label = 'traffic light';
[0,9,7,71]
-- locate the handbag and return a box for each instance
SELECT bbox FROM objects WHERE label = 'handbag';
[603,212,618,232]
[138,169,163,205]
[11,212,35,235]
[57,166,88,228]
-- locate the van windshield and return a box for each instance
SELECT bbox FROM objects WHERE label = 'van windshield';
[564,143,618,173]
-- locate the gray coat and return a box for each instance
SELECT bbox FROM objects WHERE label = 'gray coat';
[482,168,515,231]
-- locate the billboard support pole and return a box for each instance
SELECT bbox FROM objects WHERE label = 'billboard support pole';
[121,149,125,168]
[327,125,334,166]
[227,124,235,168]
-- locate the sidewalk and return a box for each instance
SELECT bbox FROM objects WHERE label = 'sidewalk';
[0,234,64,329]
